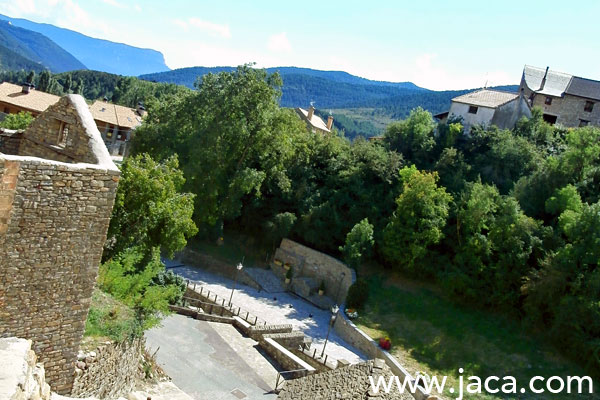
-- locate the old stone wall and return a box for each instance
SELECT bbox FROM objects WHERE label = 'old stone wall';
[0,129,23,155]
[333,313,429,400]
[18,96,100,164]
[0,94,120,395]
[71,339,145,399]
[273,239,353,305]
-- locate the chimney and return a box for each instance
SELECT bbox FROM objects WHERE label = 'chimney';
[136,102,147,117]
[327,115,334,130]
[307,105,315,121]
[21,83,33,94]
[539,66,550,91]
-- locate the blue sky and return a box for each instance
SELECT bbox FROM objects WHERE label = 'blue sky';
[1,0,598,90]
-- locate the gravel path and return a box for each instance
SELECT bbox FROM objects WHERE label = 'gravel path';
[164,259,366,364]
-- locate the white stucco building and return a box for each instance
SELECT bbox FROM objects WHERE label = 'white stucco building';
[440,89,531,133]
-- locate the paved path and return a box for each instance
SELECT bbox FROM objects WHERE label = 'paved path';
[164,259,366,364]
[145,314,278,400]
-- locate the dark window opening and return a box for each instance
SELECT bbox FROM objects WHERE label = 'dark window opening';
[543,114,558,125]
[3,107,8,114]
[57,121,69,147]
[579,119,590,127]
[584,101,594,112]
[545,96,553,105]
[468,105,478,114]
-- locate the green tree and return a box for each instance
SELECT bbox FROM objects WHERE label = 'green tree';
[26,70,35,84]
[0,111,34,130]
[382,166,452,269]
[446,182,540,309]
[339,218,374,268]
[98,247,183,333]
[133,65,286,237]
[383,107,436,168]
[63,73,72,93]
[104,154,197,261]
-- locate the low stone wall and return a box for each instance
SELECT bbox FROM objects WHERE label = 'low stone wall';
[272,239,353,306]
[261,338,315,378]
[333,313,429,400]
[249,324,293,341]
[262,332,305,349]
[291,347,337,373]
[71,338,145,399]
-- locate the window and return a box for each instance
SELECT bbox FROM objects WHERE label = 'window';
[545,96,553,105]
[3,107,8,114]
[57,121,69,147]
[584,101,594,112]
[543,114,558,124]
[468,105,478,114]
[579,119,590,127]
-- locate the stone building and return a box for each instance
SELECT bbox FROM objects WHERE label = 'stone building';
[519,65,600,127]
[295,104,334,134]
[89,99,145,157]
[0,82,144,157]
[438,89,531,133]
[0,94,120,394]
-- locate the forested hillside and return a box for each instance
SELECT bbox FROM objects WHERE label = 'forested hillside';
[0,20,85,72]
[0,44,45,72]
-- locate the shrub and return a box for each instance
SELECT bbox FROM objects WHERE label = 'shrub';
[346,279,369,309]
[286,268,293,280]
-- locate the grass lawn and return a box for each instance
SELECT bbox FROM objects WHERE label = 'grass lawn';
[354,273,595,400]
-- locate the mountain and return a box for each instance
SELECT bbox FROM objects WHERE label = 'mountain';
[0,14,169,76]
[0,43,45,72]
[0,20,85,72]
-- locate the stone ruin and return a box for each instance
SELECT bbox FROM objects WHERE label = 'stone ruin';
[0,94,120,394]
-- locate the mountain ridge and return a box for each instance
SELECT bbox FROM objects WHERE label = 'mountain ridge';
[0,20,85,72]
[0,14,169,76]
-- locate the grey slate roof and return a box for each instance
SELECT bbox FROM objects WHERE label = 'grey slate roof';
[452,89,519,108]
[522,65,572,97]
[565,77,600,101]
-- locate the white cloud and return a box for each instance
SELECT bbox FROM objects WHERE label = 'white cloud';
[267,32,292,53]
[0,0,114,39]
[101,0,126,9]
[173,17,231,38]
[134,4,142,12]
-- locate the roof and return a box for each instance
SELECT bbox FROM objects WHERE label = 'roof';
[0,82,59,113]
[522,65,572,97]
[295,107,331,133]
[278,360,414,400]
[565,77,600,101]
[89,100,142,129]
[452,89,519,108]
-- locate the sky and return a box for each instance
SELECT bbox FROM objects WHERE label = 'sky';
[0,0,599,90]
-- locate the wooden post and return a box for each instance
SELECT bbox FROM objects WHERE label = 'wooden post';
[324,354,328,365]
[313,348,317,359]
[209,304,213,314]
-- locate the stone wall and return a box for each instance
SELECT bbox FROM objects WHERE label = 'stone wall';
[333,313,429,400]
[273,239,353,306]
[0,129,23,155]
[0,94,120,394]
[71,339,145,399]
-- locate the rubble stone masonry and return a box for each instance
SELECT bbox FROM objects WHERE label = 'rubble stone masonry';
[0,94,120,394]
